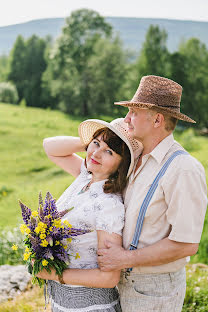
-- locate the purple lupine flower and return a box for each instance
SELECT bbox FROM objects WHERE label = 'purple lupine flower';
[43,191,53,215]
[29,216,37,232]
[58,207,74,219]
[39,192,43,207]
[50,198,59,219]
[19,200,31,225]
[38,205,44,221]
[43,248,54,260]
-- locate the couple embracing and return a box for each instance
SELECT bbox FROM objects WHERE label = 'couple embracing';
[36,75,207,312]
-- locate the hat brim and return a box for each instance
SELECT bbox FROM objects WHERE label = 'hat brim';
[115,101,196,123]
[78,119,135,178]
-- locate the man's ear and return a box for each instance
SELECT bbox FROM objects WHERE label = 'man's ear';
[153,113,164,128]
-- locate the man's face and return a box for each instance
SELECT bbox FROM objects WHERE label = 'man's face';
[124,107,154,141]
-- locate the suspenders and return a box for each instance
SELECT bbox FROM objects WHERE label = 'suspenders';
[127,150,189,273]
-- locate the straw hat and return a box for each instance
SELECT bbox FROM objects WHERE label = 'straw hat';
[78,118,143,178]
[115,75,196,123]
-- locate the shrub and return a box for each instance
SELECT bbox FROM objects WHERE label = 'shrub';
[0,81,19,104]
[0,226,24,265]
[182,264,208,312]
[179,128,201,152]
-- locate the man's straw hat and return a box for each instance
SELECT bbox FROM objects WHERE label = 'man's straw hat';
[115,75,196,123]
[79,118,143,178]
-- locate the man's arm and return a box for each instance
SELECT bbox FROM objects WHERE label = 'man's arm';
[98,237,198,271]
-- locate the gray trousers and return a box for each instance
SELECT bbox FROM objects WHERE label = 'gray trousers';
[118,268,186,312]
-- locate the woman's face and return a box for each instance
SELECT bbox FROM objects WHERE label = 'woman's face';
[86,134,122,181]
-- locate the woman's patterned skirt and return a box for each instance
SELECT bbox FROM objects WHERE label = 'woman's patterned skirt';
[47,280,122,312]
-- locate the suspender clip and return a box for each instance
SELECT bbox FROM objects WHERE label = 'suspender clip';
[130,243,137,249]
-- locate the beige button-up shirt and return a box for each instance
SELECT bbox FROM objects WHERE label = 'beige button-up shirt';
[123,134,207,274]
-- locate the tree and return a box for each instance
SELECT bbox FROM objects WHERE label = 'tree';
[85,36,127,115]
[23,35,47,108]
[8,35,48,108]
[132,25,170,92]
[178,38,208,127]
[0,55,9,82]
[8,35,26,101]
[44,9,113,116]
[0,82,19,104]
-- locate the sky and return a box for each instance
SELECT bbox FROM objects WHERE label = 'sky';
[0,0,208,27]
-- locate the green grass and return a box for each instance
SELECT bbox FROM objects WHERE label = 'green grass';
[0,103,83,228]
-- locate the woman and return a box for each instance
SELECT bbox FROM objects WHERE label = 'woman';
[36,118,142,312]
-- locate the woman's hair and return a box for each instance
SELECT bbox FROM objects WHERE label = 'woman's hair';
[87,127,131,194]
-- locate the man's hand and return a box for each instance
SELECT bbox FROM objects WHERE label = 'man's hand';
[97,240,129,271]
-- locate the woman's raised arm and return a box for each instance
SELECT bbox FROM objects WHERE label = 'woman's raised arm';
[43,136,86,177]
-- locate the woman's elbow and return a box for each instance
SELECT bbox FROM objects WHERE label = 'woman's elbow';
[43,138,51,154]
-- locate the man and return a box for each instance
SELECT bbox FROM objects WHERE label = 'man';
[98,75,207,312]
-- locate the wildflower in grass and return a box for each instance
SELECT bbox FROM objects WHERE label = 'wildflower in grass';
[12,244,18,251]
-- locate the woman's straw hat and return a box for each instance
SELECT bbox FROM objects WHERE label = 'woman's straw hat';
[78,118,143,178]
[114,75,196,123]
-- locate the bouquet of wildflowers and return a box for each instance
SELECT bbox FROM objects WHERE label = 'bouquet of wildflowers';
[18,191,90,287]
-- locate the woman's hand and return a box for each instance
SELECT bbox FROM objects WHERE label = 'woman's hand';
[35,268,59,281]
[31,259,59,281]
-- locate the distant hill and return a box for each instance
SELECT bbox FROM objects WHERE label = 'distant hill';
[0,17,208,55]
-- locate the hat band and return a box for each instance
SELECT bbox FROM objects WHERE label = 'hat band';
[131,92,181,109]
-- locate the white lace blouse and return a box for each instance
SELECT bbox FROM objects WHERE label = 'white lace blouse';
[56,161,125,269]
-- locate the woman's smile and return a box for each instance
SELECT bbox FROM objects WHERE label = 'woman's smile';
[91,158,100,165]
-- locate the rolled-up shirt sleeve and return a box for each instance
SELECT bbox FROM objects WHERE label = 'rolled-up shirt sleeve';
[162,159,207,243]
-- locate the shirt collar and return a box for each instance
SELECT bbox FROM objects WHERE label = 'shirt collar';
[149,133,175,164]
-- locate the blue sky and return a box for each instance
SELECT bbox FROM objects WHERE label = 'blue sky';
[1,0,208,27]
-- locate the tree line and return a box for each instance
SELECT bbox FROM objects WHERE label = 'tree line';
[0,9,208,128]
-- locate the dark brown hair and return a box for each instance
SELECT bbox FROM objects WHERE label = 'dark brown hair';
[87,127,131,194]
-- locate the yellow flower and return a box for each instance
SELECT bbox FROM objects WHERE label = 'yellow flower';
[25,227,31,235]
[40,233,46,240]
[23,253,30,261]
[53,219,62,228]
[25,247,30,252]
[63,220,72,228]
[40,239,49,247]
[49,227,53,232]
[42,259,48,267]
[67,238,72,243]
[20,224,27,234]
[32,211,38,217]
[63,245,68,250]
[55,241,60,246]
[12,244,18,251]
[75,253,80,259]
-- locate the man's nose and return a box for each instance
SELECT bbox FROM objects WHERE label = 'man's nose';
[124,111,131,123]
